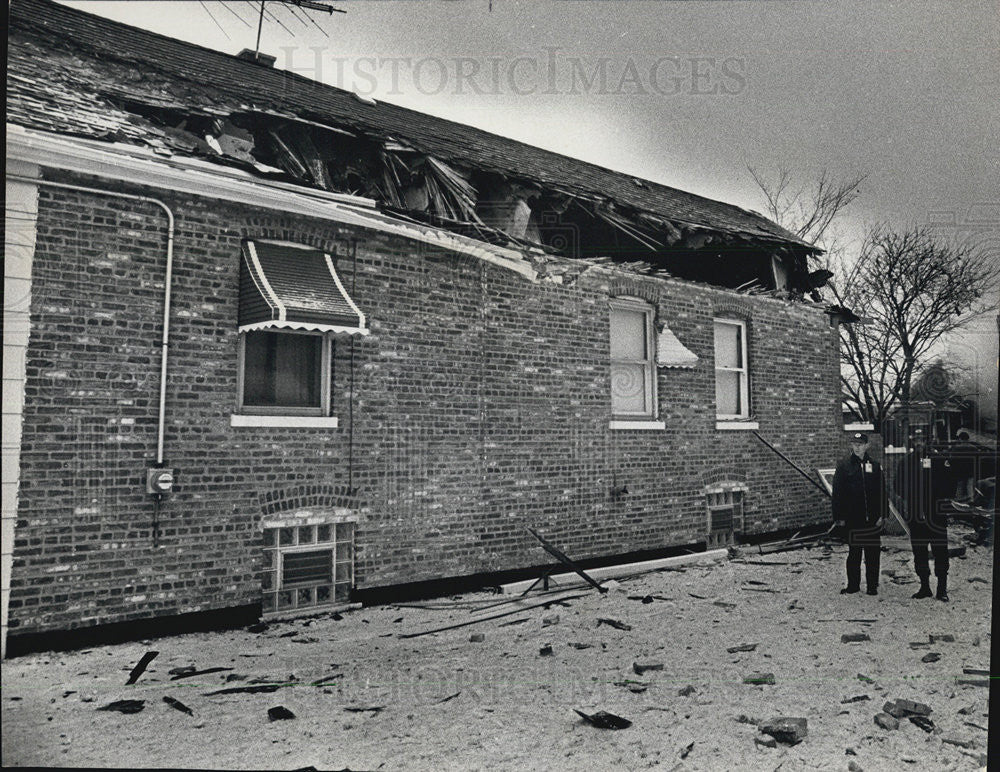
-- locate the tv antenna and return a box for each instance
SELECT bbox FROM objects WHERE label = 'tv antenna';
[254,0,345,56]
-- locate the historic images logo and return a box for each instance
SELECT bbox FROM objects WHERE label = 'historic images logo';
[279,47,747,98]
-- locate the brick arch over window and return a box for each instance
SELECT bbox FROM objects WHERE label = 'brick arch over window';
[238,216,347,256]
[608,279,660,305]
[712,298,752,320]
[257,483,359,516]
[701,467,749,489]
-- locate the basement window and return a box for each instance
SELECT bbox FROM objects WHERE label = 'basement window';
[262,522,355,614]
[706,489,744,547]
[610,298,657,418]
[714,319,750,419]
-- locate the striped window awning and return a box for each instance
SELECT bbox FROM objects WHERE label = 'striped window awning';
[656,323,699,368]
[239,240,369,335]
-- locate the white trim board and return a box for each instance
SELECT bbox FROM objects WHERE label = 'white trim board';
[500,548,728,594]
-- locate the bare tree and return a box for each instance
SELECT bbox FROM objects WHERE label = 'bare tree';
[749,168,995,430]
[746,166,867,249]
[828,226,992,428]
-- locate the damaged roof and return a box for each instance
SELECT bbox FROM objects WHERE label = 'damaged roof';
[7,0,813,253]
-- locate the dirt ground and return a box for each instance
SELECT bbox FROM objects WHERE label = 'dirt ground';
[1,529,992,771]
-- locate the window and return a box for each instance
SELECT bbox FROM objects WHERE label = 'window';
[714,319,749,418]
[610,298,656,417]
[705,489,744,547]
[238,329,332,415]
[262,521,355,614]
[234,239,368,424]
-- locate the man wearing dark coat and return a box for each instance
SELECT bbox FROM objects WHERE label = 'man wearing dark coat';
[832,432,886,595]
[895,433,953,601]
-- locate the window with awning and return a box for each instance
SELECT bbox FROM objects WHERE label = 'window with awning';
[239,240,368,335]
[236,240,369,416]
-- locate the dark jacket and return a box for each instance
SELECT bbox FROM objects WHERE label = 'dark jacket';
[832,452,885,528]
[894,447,953,531]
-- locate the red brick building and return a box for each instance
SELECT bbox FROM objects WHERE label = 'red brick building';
[3,0,845,655]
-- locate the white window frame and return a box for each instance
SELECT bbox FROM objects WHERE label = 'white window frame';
[713,318,750,420]
[236,328,333,417]
[609,297,657,419]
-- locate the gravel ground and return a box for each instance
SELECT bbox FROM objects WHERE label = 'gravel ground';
[1,529,992,771]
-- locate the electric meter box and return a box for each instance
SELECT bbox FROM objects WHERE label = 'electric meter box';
[146,467,176,495]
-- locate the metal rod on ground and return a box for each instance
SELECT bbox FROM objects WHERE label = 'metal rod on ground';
[399,592,590,639]
[752,431,831,497]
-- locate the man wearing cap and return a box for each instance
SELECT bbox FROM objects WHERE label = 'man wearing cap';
[832,432,886,595]
[895,432,953,601]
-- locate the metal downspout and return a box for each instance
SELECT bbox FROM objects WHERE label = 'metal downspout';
[8,175,176,464]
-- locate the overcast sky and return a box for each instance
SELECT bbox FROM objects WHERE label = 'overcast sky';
[63,0,998,251]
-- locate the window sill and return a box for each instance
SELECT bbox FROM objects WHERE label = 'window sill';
[231,415,339,428]
[609,419,665,431]
[715,420,759,431]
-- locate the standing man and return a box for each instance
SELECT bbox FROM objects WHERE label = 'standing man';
[832,432,886,596]
[896,432,952,601]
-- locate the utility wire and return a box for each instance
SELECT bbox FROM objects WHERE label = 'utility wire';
[199,0,232,39]
[219,0,253,28]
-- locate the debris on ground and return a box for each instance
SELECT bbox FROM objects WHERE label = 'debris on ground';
[169,667,234,681]
[726,643,758,653]
[125,651,158,685]
[573,709,632,730]
[162,696,193,716]
[841,633,871,643]
[203,684,286,696]
[920,652,941,663]
[97,700,145,714]
[615,680,648,693]
[596,618,632,631]
[758,716,807,745]
[882,698,931,718]
[2,527,990,771]
[632,661,663,675]
[267,706,296,721]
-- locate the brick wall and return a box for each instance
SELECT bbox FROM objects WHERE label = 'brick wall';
[8,172,843,636]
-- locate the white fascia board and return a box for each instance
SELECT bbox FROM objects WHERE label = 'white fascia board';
[6,125,537,281]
